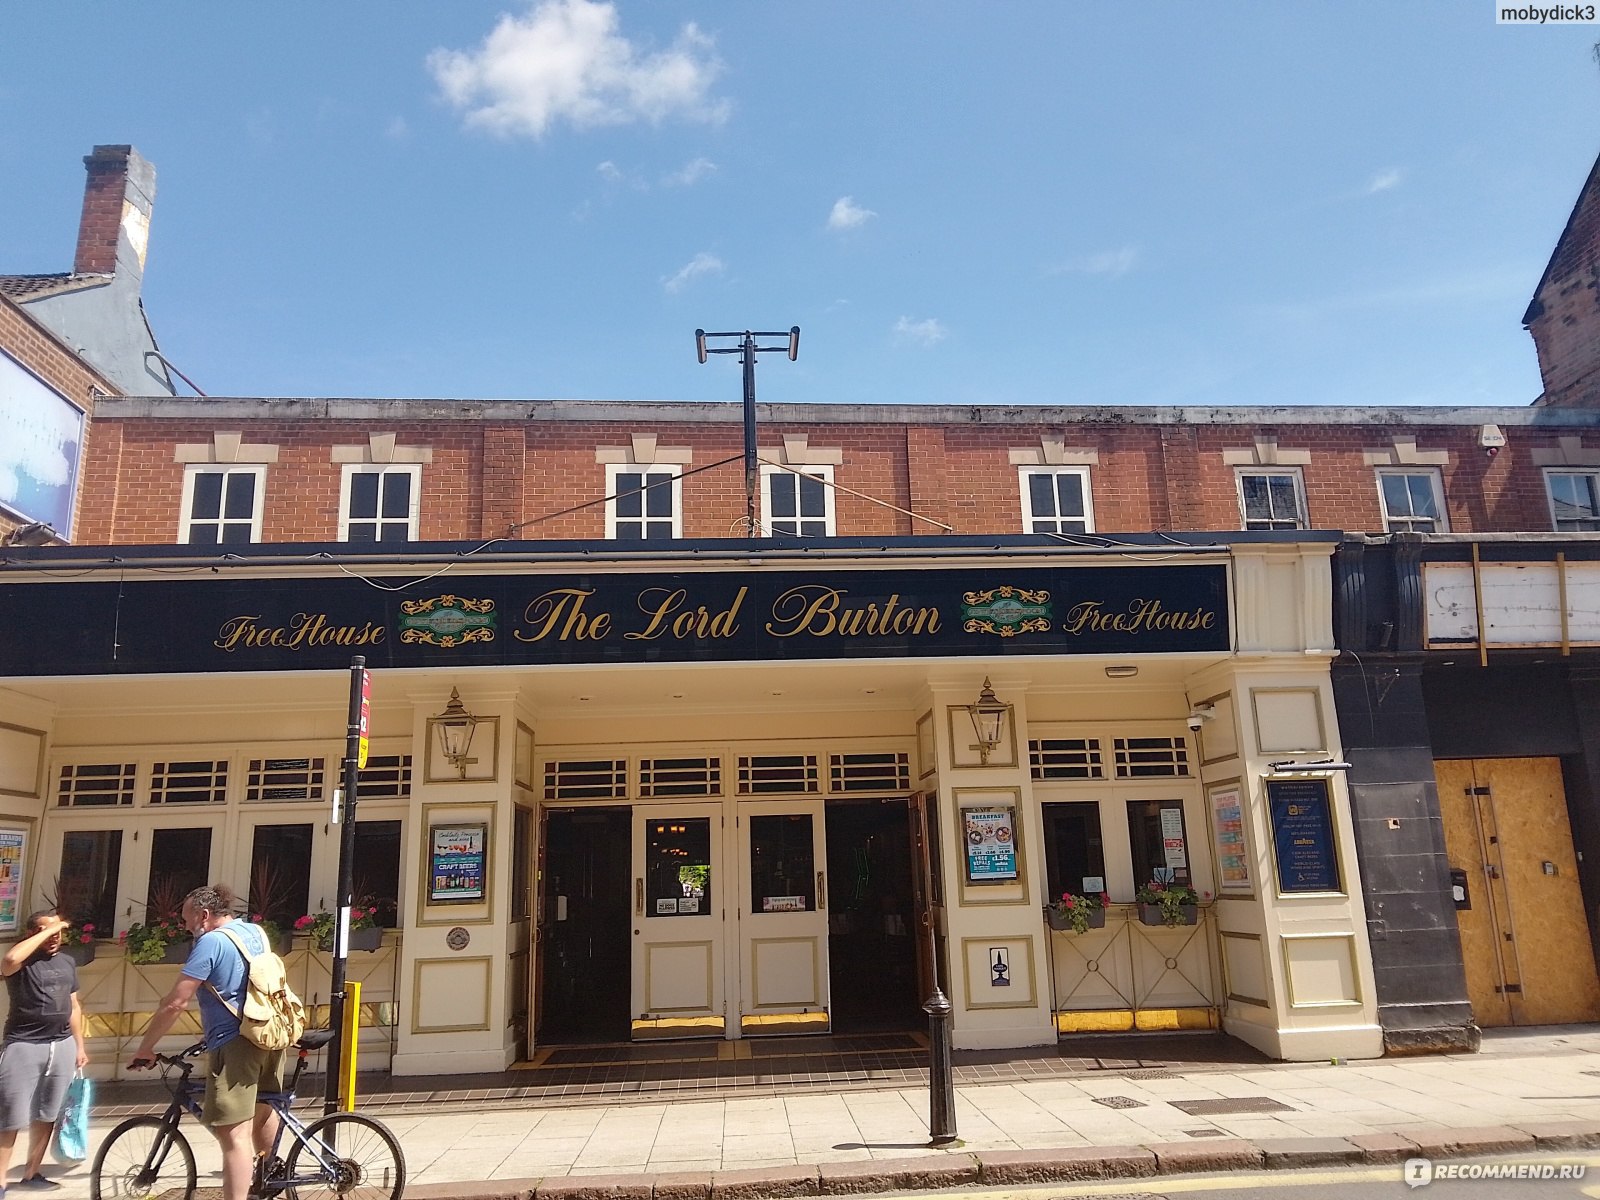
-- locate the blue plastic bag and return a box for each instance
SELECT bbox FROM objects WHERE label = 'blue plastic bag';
[51,1071,90,1165]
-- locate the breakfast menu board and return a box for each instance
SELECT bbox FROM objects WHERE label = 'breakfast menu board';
[964,807,1018,882]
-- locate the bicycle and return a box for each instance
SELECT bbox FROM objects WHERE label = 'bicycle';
[92,1029,406,1200]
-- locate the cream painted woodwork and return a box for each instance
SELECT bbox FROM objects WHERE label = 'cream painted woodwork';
[631,802,727,1037]
[736,799,831,1034]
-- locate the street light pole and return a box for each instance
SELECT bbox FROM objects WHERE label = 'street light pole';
[695,327,800,536]
[325,656,368,1114]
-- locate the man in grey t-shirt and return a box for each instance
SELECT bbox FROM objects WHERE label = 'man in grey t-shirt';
[0,910,88,1193]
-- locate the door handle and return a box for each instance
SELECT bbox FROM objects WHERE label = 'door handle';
[817,871,826,910]
[635,878,644,916]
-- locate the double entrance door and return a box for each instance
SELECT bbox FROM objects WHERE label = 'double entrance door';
[1436,757,1600,1027]
[535,797,933,1045]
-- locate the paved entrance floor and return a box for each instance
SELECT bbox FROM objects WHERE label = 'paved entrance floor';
[63,1027,1600,1197]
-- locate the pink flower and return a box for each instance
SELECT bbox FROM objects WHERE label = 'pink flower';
[294,915,313,930]
[1099,892,1112,907]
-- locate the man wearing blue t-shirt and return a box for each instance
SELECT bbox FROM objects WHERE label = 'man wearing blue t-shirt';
[129,884,284,1200]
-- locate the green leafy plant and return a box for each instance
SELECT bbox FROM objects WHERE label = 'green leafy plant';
[119,911,188,964]
[1134,880,1205,926]
[121,875,191,964]
[1045,890,1109,934]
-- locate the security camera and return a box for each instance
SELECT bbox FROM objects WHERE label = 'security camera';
[1186,703,1215,731]
[1186,713,1206,731]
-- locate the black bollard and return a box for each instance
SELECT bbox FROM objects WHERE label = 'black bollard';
[924,985,957,1143]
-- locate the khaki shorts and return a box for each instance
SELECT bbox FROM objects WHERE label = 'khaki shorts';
[203,1037,285,1128]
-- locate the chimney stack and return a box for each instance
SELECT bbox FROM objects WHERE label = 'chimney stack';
[73,145,156,279]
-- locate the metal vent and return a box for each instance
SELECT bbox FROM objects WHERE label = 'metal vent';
[828,752,911,793]
[737,755,820,795]
[639,757,722,798]
[150,760,229,805]
[57,763,136,807]
[1114,737,1191,778]
[1029,738,1105,780]
[358,754,413,798]
[245,757,326,802]
[544,759,628,801]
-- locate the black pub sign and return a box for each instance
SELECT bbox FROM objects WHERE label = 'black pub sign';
[0,563,1230,677]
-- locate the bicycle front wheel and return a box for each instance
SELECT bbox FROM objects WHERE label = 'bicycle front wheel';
[285,1112,406,1200]
[91,1115,197,1200]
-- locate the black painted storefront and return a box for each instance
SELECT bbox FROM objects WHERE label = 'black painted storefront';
[1334,535,1600,1053]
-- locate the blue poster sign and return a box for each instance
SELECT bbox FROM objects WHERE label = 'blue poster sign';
[1267,779,1341,893]
[964,808,1018,882]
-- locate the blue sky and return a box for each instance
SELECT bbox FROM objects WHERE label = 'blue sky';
[2,2,1599,409]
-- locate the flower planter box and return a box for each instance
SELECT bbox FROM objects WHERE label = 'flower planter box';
[161,940,192,964]
[64,943,96,967]
[317,928,383,953]
[1046,907,1107,932]
[1139,904,1197,927]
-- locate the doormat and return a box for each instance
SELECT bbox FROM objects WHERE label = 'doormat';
[1170,1097,1294,1115]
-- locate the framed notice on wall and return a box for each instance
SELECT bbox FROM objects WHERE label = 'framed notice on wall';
[1267,777,1341,894]
[429,822,487,903]
[0,830,24,933]
[1209,783,1252,895]
[963,806,1018,883]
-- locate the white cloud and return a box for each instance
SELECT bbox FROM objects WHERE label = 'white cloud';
[663,252,725,293]
[1049,245,1138,279]
[596,160,625,181]
[893,316,947,346]
[663,157,717,187]
[385,116,410,141]
[827,196,877,231]
[1366,168,1402,195]
[429,0,728,139]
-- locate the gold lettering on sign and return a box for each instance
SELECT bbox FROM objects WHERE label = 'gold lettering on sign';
[214,613,387,652]
[765,586,941,639]
[515,588,612,642]
[1060,598,1217,636]
[626,587,747,641]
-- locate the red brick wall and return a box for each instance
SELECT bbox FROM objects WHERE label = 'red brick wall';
[0,296,114,543]
[62,409,1592,545]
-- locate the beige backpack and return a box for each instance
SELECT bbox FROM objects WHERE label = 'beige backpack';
[207,924,308,1051]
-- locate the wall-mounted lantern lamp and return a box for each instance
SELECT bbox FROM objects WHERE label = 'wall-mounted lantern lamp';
[434,688,480,779]
[965,678,1010,765]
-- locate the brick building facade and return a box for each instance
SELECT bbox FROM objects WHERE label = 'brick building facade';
[5,145,1600,1080]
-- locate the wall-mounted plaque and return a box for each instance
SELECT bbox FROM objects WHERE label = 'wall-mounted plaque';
[429,822,487,903]
[1267,778,1340,894]
[0,830,23,933]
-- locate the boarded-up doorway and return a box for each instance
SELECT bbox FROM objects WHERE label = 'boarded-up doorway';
[1436,757,1600,1027]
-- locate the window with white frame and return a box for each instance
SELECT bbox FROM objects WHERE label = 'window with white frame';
[340,464,420,542]
[1238,469,1307,530]
[1019,467,1094,534]
[1545,470,1600,531]
[179,465,264,544]
[606,465,681,540]
[1377,469,1447,533]
[762,465,834,537]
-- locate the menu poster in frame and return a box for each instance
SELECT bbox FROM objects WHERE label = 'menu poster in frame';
[429,822,488,903]
[1209,784,1252,894]
[1267,778,1341,894]
[0,830,22,933]
[963,806,1018,883]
